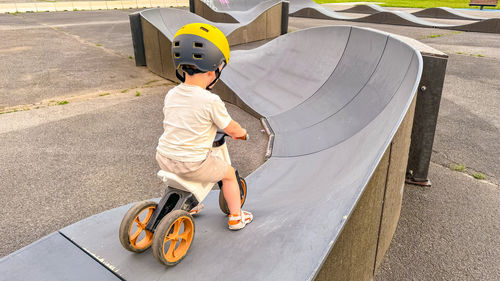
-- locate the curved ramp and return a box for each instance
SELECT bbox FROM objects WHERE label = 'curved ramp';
[338,4,486,21]
[412,7,486,20]
[10,26,421,281]
[289,0,353,20]
[289,0,500,33]
[191,0,283,23]
[139,7,283,81]
[352,11,453,28]
[337,3,386,14]
[352,11,500,33]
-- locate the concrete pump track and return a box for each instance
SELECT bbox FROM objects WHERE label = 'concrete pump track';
[0,14,424,280]
[288,0,499,33]
[337,3,487,21]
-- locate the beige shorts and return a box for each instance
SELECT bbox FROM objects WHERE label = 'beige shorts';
[156,151,229,183]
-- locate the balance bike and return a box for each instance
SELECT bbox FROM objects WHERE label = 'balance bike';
[118,131,247,266]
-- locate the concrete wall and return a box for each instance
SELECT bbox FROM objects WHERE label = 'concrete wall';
[314,96,416,281]
[226,3,283,46]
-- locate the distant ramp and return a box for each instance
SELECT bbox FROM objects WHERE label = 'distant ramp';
[351,11,452,28]
[190,0,281,22]
[412,7,486,20]
[289,0,353,20]
[337,3,386,14]
[338,4,486,20]
[289,0,500,33]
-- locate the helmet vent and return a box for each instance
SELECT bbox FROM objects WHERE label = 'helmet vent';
[193,54,203,59]
[174,53,180,58]
[173,41,180,47]
[194,42,203,48]
[200,26,209,32]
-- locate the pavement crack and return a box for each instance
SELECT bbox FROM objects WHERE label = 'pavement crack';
[16,14,129,59]
[430,159,499,188]
[0,80,173,115]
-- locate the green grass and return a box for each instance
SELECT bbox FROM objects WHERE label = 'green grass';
[96,43,102,47]
[99,93,110,97]
[57,101,69,105]
[121,89,129,93]
[450,163,466,172]
[477,54,484,57]
[473,173,485,180]
[135,91,141,96]
[128,56,133,60]
[314,0,499,9]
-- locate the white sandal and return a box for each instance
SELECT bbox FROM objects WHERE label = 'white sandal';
[189,203,204,216]
[228,210,253,230]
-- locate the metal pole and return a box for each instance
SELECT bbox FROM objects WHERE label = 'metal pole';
[406,53,448,186]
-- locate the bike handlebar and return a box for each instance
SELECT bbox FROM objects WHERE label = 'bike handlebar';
[216,130,249,141]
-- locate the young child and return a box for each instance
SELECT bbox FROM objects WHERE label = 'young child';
[155,23,253,230]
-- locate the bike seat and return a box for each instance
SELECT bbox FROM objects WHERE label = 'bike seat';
[157,170,216,202]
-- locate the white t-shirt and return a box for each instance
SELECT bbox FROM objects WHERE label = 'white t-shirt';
[157,83,232,162]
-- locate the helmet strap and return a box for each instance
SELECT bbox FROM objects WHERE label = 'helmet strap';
[206,63,226,90]
[177,66,204,83]
[175,69,186,82]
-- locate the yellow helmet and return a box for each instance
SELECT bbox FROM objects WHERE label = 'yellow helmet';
[172,23,230,73]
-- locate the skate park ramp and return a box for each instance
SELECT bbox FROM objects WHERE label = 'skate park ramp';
[191,0,283,23]
[337,3,386,14]
[339,4,486,21]
[0,25,423,280]
[289,0,500,33]
[410,7,486,20]
[140,7,257,42]
[289,0,353,20]
[138,7,283,80]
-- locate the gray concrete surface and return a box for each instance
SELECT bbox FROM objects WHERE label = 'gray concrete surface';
[0,8,499,281]
[0,10,148,108]
[376,162,500,280]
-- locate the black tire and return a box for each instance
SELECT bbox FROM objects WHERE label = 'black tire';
[119,200,157,252]
[152,210,195,266]
[219,178,247,215]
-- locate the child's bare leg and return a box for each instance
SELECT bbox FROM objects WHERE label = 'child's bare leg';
[221,165,241,215]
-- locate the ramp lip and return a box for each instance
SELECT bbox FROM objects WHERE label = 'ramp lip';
[260,118,275,158]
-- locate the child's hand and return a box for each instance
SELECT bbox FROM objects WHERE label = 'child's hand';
[232,129,247,140]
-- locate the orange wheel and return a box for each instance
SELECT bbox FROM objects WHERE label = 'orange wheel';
[152,210,195,266]
[219,178,247,215]
[119,201,156,252]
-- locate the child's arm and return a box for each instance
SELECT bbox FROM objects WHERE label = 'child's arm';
[224,120,247,139]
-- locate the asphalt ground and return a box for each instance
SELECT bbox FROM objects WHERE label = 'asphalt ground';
[0,6,499,281]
